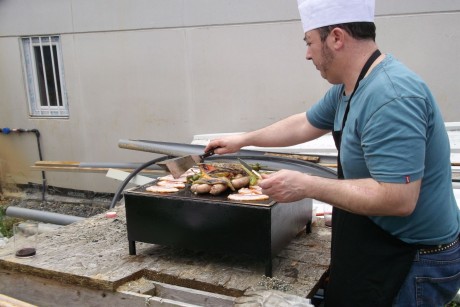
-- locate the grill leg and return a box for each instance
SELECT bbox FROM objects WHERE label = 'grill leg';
[265,258,273,277]
[306,221,312,234]
[129,240,136,255]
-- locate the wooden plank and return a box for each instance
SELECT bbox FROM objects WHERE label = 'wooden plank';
[34,161,80,167]
[318,163,337,168]
[152,281,235,306]
[0,294,37,307]
[265,152,320,163]
[0,269,194,307]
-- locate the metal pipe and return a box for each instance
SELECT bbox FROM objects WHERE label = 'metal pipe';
[117,139,341,165]
[118,139,264,157]
[5,206,84,225]
[0,128,47,201]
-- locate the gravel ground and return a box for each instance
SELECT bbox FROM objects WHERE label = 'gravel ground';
[11,198,109,217]
[1,184,114,218]
[0,185,114,240]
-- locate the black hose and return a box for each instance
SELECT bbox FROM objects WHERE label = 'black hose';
[0,128,47,201]
[108,156,170,209]
[31,129,47,201]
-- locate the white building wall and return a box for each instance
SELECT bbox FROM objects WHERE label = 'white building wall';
[0,0,459,192]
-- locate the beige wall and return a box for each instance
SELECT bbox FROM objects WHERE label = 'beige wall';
[0,0,459,192]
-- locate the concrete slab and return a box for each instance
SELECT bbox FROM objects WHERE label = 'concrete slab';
[0,204,331,306]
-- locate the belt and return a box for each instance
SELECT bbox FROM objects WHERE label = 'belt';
[418,236,459,255]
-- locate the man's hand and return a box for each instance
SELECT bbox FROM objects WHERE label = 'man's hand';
[258,170,420,216]
[258,170,310,203]
[204,134,246,155]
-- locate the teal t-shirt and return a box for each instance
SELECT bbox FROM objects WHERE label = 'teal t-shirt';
[307,54,459,245]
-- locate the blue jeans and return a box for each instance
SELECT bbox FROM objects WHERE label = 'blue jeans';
[393,239,460,306]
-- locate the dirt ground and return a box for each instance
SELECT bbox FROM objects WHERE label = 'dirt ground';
[0,184,112,238]
[1,184,111,217]
[8,197,109,218]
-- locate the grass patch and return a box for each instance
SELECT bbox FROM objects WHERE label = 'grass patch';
[0,199,23,238]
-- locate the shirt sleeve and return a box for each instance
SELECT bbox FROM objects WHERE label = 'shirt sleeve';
[362,97,429,183]
[307,86,341,130]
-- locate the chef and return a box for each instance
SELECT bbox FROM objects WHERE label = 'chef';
[206,0,460,305]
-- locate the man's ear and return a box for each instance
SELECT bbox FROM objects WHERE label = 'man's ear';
[329,27,345,49]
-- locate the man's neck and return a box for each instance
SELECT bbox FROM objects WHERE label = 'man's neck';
[341,42,382,95]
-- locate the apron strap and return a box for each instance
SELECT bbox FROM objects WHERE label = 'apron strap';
[336,49,381,179]
[341,49,381,131]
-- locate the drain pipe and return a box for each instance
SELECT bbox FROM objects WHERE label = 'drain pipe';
[5,206,84,225]
[0,128,47,201]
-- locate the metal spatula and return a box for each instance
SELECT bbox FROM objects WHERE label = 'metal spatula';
[156,149,216,178]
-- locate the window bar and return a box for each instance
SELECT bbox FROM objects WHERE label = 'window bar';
[25,37,35,115]
[48,36,62,115]
[38,36,52,115]
[29,37,43,116]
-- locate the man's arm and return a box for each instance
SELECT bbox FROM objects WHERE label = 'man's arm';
[259,171,421,216]
[205,112,329,154]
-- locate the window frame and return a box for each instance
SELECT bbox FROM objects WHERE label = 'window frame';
[21,35,69,118]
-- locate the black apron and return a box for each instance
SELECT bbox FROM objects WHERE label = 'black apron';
[325,50,417,307]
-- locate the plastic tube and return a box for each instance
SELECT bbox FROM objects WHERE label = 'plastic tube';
[108,156,170,209]
[5,206,84,225]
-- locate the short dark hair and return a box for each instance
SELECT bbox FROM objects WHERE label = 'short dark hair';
[318,22,376,42]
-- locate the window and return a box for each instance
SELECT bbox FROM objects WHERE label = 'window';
[21,36,69,117]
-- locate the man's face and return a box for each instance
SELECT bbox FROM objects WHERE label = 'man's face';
[304,30,336,83]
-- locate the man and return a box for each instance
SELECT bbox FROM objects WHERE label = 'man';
[205,0,460,305]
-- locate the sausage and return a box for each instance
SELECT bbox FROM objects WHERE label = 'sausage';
[209,183,228,195]
[190,183,212,194]
[231,176,250,189]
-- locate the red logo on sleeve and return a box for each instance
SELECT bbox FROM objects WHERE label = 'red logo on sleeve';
[405,176,410,184]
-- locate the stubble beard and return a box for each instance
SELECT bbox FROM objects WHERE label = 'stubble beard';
[319,43,334,81]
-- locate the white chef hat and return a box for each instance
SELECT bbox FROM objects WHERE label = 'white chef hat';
[297,0,375,33]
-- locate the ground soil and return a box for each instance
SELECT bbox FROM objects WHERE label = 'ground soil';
[8,197,109,218]
[2,184,112,217]
[0,184,113,237]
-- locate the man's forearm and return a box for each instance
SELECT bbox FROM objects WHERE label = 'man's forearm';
[307,175,420,216]
[242,113,328,148]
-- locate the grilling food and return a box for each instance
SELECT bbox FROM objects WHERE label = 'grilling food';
[158,174,188,183]
[237,185,264,195]
[187,163,268,199]
[156,180,186,189]
[147,162,268,200]
[146,173,188,193]
[228,193,269,201]
[231,175,250,189]
[187,163,258,195]
[146,185,179,193]
[210,183,228,195]
[190,183,212,194]
[227,185,269,201]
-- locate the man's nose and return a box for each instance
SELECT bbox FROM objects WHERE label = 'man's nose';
[306,48,312,60]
